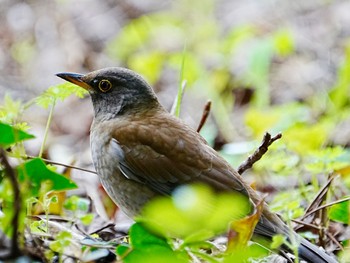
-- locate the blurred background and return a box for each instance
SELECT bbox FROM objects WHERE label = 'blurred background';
[1,0,350,228]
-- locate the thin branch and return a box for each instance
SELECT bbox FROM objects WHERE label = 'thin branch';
[326,232,344,251]
[25,155,96,174]
[0,148,21,259]
[90,223,116,235]
[237,132,282,175]
[302,196,350,219]
[301,175,336,221]
[291,219,321,230]
[197,100,211,132]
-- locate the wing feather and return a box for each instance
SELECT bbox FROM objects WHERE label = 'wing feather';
[112,113,248,196]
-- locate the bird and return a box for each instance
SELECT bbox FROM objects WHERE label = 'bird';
[56,67,337,263]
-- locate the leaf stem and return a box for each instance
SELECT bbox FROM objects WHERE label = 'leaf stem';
[39,99,56,158]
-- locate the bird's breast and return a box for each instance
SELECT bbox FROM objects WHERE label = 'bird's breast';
[90,121,157,217]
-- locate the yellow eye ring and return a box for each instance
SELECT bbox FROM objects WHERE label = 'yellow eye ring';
[98,80,112,92]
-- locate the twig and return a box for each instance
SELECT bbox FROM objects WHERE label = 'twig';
[197,100,211,132]
[291,219,321,230]
[293,218,343,251]
[25,155,96,174]
[90,223,116,235]
[302,196,350,219]
[237,132,282,175]
[300,175,336,221]
[0,148,22,259]
[25,226,48,263]
[326,232,343,251]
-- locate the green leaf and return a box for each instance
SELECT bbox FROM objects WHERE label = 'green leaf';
[0,95,22,123]
[120,224,187,263]
[0,122,35,147]
[36,83,88,109]
[223,243,268,263]
[80,213,94,225]
[139,184,251,241]
[116,244,131,257]
[273,29,295,56]
[129,223,170,249]
[49,231,72,253]
[329,43,350,111]
[63,196,90,212]
[128,51,165,85]
[121,246,187,263]
[271,234,287,249]
[329,199,349,224]
[17,158,77,195]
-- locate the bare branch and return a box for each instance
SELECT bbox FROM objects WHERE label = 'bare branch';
[237,132,282,175]
[300,175,336,221]
[302,196,350,219]
[197,100,212,133]
[0,148,22,259]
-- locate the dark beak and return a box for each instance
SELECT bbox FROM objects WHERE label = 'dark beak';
[56,72,91,91]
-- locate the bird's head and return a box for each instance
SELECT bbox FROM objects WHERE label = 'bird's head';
[56,67,161,120]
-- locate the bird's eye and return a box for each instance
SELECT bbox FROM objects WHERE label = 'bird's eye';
[98,80,112,92]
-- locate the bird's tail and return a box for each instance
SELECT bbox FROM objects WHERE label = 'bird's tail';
[254,214,338,263]
[298,238,338,263]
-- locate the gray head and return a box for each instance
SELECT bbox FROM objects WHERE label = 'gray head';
[56,67,161,120]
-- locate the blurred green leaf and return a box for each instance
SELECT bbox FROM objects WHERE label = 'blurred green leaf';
[80,213,94,225]
[139,184,251,241]
[49,231,72,254]
[271,234,287,249]
[284,122,331,154]
[63,195,90,212]
[0,95,22,123]
[273,29,295,56]
[246,40,274,107]
[245,103,310,137]
[36,83,88,109]
[306,146,349,174]
[10,38,35,65]
[129,51,165,84]
[223,243,268,263]
[0,122,35,147]
[329,43,350,111]
[328,198,349,224]
[221,25,256,54]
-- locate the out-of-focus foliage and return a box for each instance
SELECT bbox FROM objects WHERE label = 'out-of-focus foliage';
[1,0,350,262]
[139,184,251,240]
[117,185,267,263]
[107,0,295,140]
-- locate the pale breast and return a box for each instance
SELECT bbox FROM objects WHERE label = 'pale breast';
[90,120,157,217]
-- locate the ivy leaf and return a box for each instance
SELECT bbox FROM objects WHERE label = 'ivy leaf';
[0,122,35,147]
[17,158,77,196]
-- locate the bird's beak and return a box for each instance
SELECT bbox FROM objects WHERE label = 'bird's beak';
[56,72,92,91]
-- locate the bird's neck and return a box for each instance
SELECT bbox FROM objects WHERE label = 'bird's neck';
[91,96,165,123]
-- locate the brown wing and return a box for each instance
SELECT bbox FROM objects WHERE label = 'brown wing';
[113,112,248,196]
